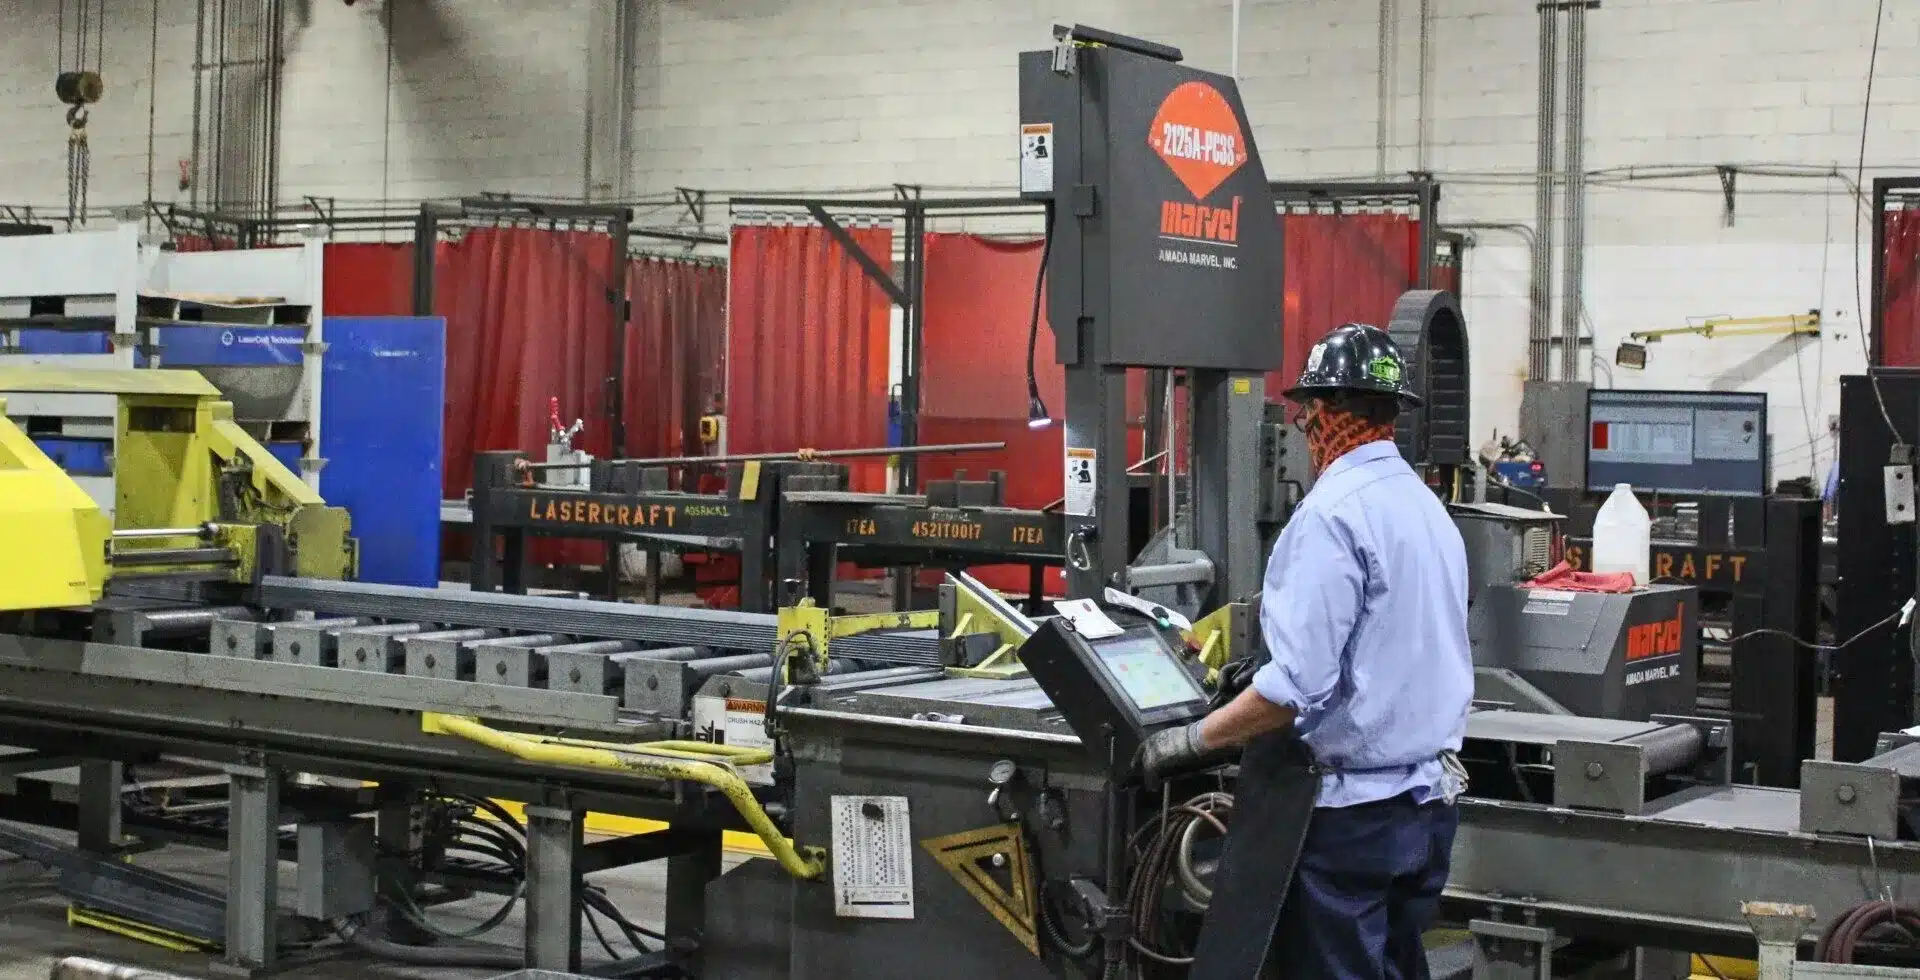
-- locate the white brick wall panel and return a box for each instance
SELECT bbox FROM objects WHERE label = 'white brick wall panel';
[0,0,1904,459]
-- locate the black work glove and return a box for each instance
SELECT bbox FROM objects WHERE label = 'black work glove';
[1138,720,1218,785]
[1212,658,1261,710]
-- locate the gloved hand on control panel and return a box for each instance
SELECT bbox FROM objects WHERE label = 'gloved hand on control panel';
[1138,719,1233,785]
[1211,657,1261,710]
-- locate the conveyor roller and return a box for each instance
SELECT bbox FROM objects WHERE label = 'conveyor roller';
[1625,723,1704,777]
[258,577,944,665]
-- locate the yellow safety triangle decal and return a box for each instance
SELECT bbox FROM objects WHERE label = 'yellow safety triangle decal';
[920,823,1040,957]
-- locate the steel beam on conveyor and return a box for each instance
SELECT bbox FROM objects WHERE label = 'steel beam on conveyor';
[257,577,943,665]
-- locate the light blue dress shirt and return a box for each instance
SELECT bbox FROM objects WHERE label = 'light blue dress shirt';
[1251,440,1474,807]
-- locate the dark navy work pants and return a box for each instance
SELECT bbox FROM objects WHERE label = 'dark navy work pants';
[1267,792,1459,979]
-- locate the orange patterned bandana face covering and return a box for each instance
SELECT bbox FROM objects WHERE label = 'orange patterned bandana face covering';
[1300,401,1395,474]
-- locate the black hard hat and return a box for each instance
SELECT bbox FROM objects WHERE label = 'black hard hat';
[1282,322,1422,407]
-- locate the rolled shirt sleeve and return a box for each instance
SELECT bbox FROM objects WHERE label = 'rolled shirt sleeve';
[1252,508,1367,727]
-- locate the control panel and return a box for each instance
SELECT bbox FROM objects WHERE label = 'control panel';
[1020,617,1211,777]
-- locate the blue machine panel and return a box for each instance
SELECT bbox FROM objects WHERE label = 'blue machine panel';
[320,317,445,587]
[267,441,304,473]
[15,329,150,366]
[151,326,306,366]
[17,329,111,355]
[34,438,111,476]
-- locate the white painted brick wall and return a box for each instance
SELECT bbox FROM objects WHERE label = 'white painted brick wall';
[627,0,1909,481]
[0,0,592,217]
[0,0,1905,482]
[623,0,1919,244]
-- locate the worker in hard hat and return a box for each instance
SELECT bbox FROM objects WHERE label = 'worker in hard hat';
[1142,322,1473,979]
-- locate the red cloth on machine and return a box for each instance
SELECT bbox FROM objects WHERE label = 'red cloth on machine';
[1523,561,1635,593]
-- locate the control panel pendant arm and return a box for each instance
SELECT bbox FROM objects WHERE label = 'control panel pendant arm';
[1019,25,1282,599]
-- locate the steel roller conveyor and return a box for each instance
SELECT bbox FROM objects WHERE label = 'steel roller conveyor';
[255,577,944,665]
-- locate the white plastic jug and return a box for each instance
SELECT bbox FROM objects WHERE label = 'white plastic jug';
[1590,482,1650,586]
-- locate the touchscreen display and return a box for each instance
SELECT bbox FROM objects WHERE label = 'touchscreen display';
[1097,633,1206,711]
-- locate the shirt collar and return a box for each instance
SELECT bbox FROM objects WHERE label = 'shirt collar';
[1320,439,1401,480]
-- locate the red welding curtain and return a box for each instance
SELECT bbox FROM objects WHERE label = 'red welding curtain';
[919,233,1162,597]
[726,224,892,490]
[1277,212,1422,412]
[322,242,418,316]
[440,226,621,497]
[626,257,727,460]
[918,234,1063,507]
[918,233,1152,505]
[1882,209,1920,367]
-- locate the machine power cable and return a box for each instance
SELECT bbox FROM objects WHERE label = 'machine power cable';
[584,902,624,961]
[370,795,532,943]
[1025,205,1057,422]
[330,916,524,969]
[585,884,666,946]
[1123,791,1235,971]
[390,869,525,941]
[1719,603,1906,654]
[1851,0,1902,444]
[1038,879,1098,959]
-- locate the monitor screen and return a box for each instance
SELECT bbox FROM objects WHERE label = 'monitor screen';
[1586,389,1767,496]
[1095,632,1208,712]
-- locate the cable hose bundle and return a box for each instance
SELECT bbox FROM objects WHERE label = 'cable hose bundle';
[1123,792,1235,972]
[1817,900,1920,963]
[331,916,524,969]
[1039,879,1097,958]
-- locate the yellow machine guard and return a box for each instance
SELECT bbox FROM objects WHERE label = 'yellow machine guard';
[0,368,355,610]
[0,396,112,608]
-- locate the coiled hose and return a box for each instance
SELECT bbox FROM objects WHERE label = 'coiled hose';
[1816,901,1920,963]
[1123,791,1235,973]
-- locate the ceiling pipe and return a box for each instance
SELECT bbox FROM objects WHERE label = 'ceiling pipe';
[1532,2,1559,382]
[1558,1,1589,383]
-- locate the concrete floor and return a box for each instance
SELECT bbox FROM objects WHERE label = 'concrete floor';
[0,832,737,980]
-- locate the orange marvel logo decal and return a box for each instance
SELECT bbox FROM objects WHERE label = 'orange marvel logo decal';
[1624,611,1684,661]
[1148,81,1249,201]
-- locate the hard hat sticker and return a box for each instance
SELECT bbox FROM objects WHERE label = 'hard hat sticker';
[1367,356,1402,385]
[1304,343,1325,374]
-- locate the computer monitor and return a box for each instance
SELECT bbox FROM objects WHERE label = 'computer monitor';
[1091,629,1210,717]
[1020,620,1212,776]
[1586,389,1768,496]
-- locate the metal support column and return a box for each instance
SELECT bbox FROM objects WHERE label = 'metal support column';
[76,760,122,855]
[410,205,450,318]
[607,210,632,458]
[221,763,280,976]
[1145,369,1170,531]
[582,0,635,205]
[1743,902,1814,980]
[525,804,583,972]
[665,827,724,971]
[1731,497,1820,785]
[469,451,507,593]
[738,471,774,613]
[899,202,927,492]
[374,783,432,945]
[1062,362,1131,599]
[1190,371,1266,604]
[1631,948,1691,980]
